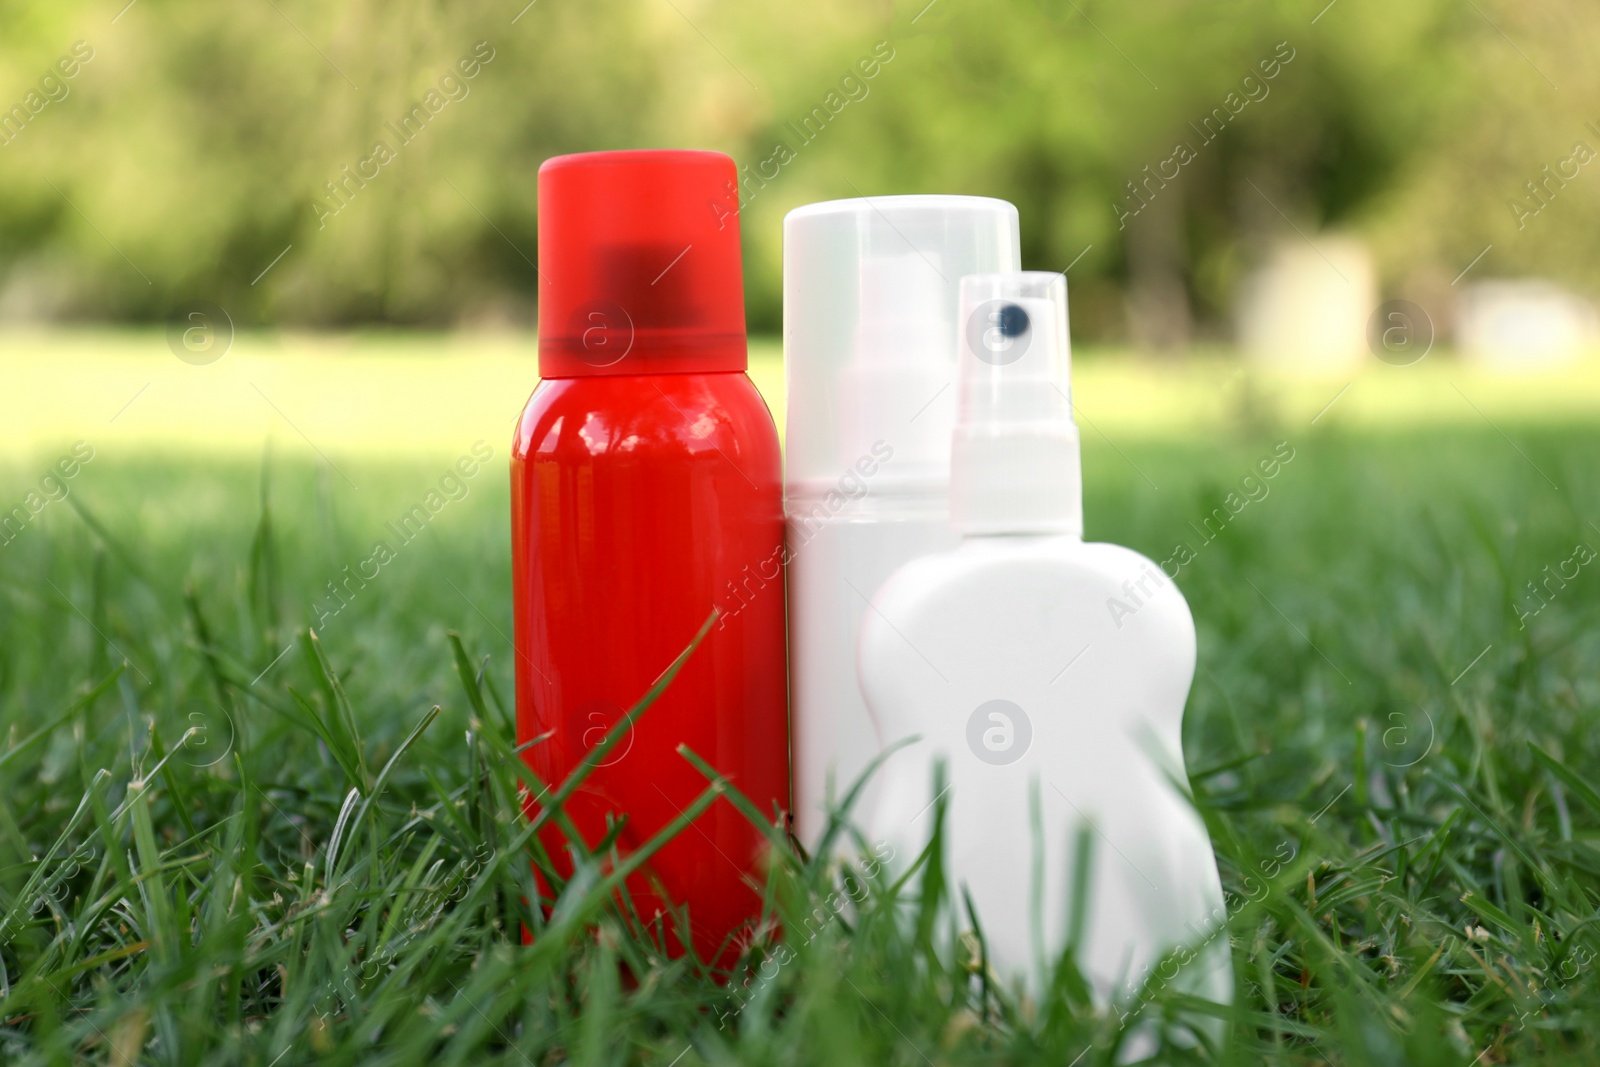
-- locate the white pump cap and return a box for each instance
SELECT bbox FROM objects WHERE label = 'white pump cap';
[783,196,1021,503]
[951,272,1083,537]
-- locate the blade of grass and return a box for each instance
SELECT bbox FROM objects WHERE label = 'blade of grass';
[448,631,511,740]
[0,665,122,772]
[1529,743,1600,817]
[300,628,369,789]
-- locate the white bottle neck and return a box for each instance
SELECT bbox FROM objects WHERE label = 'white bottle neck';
[949,423,1084,537]
[960,530,1083,546]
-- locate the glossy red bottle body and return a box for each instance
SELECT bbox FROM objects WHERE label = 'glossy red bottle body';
[511,370,788,962]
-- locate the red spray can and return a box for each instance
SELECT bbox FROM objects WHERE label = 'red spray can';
[511,150,788,963]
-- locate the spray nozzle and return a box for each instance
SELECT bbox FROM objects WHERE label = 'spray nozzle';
[950,272,1082,537]
[996,303,1029,338]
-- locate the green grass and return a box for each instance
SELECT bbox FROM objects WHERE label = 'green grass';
[2,415,1599,1066]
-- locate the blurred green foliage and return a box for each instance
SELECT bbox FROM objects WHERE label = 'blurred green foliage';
[0,0,1594,336]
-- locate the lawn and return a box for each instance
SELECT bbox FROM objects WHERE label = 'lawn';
[2,334,1599,1065]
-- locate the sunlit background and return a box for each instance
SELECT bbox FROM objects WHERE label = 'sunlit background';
[2,0,1599,453]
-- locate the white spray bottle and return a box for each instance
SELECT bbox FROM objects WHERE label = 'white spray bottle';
[857,272,1232,1025]
[784,196,1020,847]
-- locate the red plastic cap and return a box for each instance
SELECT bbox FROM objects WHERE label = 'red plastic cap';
[537,150,747,377]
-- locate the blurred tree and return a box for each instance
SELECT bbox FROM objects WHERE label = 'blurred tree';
[0,0,1590,340]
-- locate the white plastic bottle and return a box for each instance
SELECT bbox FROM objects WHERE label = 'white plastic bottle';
[784,196,1021,847]
[857,272,1232,1023]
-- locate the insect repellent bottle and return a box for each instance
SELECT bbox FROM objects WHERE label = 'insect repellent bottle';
[511,150,788,963]
[857,272,1232,1022]
[783,196,1020,847]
